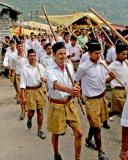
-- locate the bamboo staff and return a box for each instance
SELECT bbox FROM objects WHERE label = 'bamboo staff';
[100,61,126,89]
[64,25,88,49]
[42,5,86,115]
[89,8,128,45]
[65,65,86,115]
[42,6,58,42]
[37,63,49,103]
[86,17,105,60]
[87,14,115,47]
[87,17,96,39]
[97,23,115,47]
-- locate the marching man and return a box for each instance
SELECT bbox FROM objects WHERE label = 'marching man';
[75,39,115,160]
[10,41,27,119]
[20,49,46,139]
[45,42,82,160]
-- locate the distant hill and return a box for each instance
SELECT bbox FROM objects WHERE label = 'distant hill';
[3,0,128,25]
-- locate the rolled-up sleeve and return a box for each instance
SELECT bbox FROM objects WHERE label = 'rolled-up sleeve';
[9,56,15,70]
[75,64,85,82]
[3,52,9,67]
[20,68,27,89]
[45,67,58,89]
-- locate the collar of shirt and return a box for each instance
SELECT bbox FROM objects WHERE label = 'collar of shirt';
[52,59,66,71]
[88,58,101,66]
[26,63,38,68]
[43,52,52,58]
[114,60,123,65]
[17,54,26,59]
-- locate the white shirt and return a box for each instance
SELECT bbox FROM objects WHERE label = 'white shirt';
[75,59,108,97]
[10,54,28,75]
[20,63,45,89]
[108,60,128,88]
[45,60,74,99]
[106,46,116,63]
[79,52,104,65]
[68,44,81,61]
[25,39,41,52]
[121,85,128,127]
[121,68,128,127]
[57,36,63,42]
[64,42,71,56]
[40,53,54,68]
[36,47,45,60]
[3,47,17,67]
[79,52,89,64]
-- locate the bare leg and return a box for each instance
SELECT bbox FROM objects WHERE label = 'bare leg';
[36,109,43,130]
[73,128,82,160]
[51,134,59,154]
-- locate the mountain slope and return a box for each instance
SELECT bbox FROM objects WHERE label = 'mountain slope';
[3,0,128,25]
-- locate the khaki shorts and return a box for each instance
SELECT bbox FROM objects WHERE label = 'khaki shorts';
[47,99,81,134]
[85,97,108,128]
[10,71,16,84]
[25,87,45,111]
[72,61,80,71]
[15,75,20,86]
[112,89,126,114]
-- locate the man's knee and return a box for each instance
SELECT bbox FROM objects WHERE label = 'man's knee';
[93,127,101,132]
[37,109,43,116]
[74,128,83,139]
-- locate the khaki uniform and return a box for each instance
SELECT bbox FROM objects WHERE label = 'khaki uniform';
[108,60,128,114]
[85,96,108,128]
[112,88,126,113]
[45,60,81,134]
[20,63,46,111]
[25,86,45,111]
[47,99,80,134]
[75,59,109,128]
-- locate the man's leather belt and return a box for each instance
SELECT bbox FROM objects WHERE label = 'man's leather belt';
[86,91,105,99]
[49,96,72,104]
[26,84,41,90]
[114,86,125,90]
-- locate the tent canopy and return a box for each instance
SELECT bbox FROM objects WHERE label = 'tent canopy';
[28,21,57,31]
[40,12,108,26]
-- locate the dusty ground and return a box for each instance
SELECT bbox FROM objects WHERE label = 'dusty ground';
[0,78,121,160]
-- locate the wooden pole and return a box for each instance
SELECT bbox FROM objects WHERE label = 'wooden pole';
[37,63,49,103]
[100,61,126,89]
[42,5,86,115]
[64,25,88,49]
[42,6,57,42]
[97,23,115,47]
[87,16,115,46]
[89,8,128,45]
[65,65,86,115]
[87,17,96,39]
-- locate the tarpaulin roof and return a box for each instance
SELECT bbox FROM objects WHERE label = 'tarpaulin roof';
[28,21,57,31]
[40,12,109,26]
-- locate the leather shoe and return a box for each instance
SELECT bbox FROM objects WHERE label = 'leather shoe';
[37,130,46,139]
[27,119,32,129]
[54,153,62,160]
[98,152,109,160]
[85,138,97,151]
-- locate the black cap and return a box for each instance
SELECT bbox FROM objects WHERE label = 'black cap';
[87,39,101,52]
[116,40,128,53]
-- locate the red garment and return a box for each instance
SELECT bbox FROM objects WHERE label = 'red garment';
[59,65,64,71]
